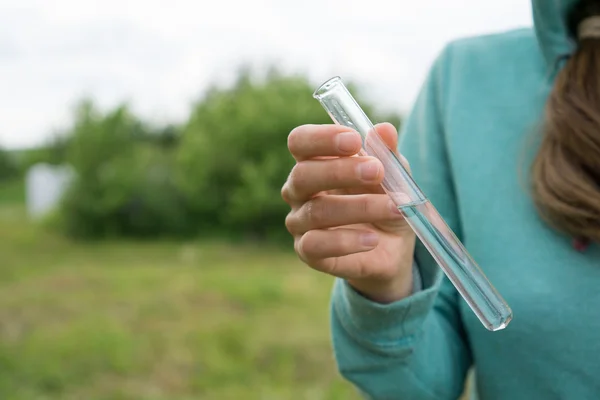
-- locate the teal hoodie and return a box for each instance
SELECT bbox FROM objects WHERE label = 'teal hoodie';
[330,1,600,399]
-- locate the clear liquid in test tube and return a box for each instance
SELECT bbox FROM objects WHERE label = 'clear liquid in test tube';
[313,76,512,331]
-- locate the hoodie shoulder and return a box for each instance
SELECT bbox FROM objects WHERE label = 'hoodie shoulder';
[447,28,541,62]
[432,27,547,109]
[427,27,549,145]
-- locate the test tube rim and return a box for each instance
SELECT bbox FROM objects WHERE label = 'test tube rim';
[313,76,343,100]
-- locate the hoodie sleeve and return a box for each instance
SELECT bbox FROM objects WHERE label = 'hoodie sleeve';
[330,43,473,400]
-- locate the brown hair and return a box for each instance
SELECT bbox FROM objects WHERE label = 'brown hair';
[531,0,600,245]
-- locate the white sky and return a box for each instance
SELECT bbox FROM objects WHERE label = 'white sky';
[0,0,532,149]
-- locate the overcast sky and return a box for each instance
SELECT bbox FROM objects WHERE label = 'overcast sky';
[0,0,532,149]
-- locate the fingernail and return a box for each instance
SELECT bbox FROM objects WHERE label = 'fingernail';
[360,232,378,247]
[357,160,380,181]
[336,132,359,153]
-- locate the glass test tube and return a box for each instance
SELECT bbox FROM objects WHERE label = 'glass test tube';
[313,77,512,331]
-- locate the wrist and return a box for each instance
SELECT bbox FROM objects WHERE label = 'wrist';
[347,268,414,304]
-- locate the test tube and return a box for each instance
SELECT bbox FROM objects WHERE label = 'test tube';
[313,77,512,331]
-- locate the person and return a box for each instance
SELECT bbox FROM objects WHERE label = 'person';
[281,0,600,399]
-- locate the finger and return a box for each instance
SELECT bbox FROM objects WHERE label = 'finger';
[288,124,362,160]
[295,228,379,271]
[286,194,403,235]
[367,123,411,173]
[282,157,384,203]
[373,122,399,154]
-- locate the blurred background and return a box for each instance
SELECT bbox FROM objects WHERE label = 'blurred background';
[1,1,529,399]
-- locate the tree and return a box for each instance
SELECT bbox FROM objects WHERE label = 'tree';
[175,68,401,240]
[0,147,18,182]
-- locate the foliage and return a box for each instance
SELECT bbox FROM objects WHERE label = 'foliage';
[55,100,189,238]
[176,69,393,240]
[0,147,18,182]
[17,135,70,173]
[34,67,402,241]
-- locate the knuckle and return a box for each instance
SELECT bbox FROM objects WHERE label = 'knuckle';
[305,198,327,225]
[284,211,295,233]
[285,209,307,235]
[282,165,304,202]
[281,181,292,203]
[357,196,371,216]
[289,163,308,191]
[294,234,309,262]
[299,232,320,259]
[328,159,348,184]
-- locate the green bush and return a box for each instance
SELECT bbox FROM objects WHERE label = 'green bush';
[17,136,69,174]
[175,71,318,238]
[51,68,402,241]
[56,100,190,238]
[0,147,18,182]
[176,69,394,240]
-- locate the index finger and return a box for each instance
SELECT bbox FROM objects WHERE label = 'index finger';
[288,124,362,161]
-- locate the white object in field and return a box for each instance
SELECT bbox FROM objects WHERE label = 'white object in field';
[25,163,74,218]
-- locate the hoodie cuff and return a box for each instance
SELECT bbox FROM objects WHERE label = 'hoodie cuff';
[331,259,442,348]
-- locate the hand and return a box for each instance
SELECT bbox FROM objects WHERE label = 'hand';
[282,123,417,303]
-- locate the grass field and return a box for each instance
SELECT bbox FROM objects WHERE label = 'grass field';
[0,180,361,399]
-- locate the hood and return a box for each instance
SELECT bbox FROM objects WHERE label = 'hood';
[532,0,579,72]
